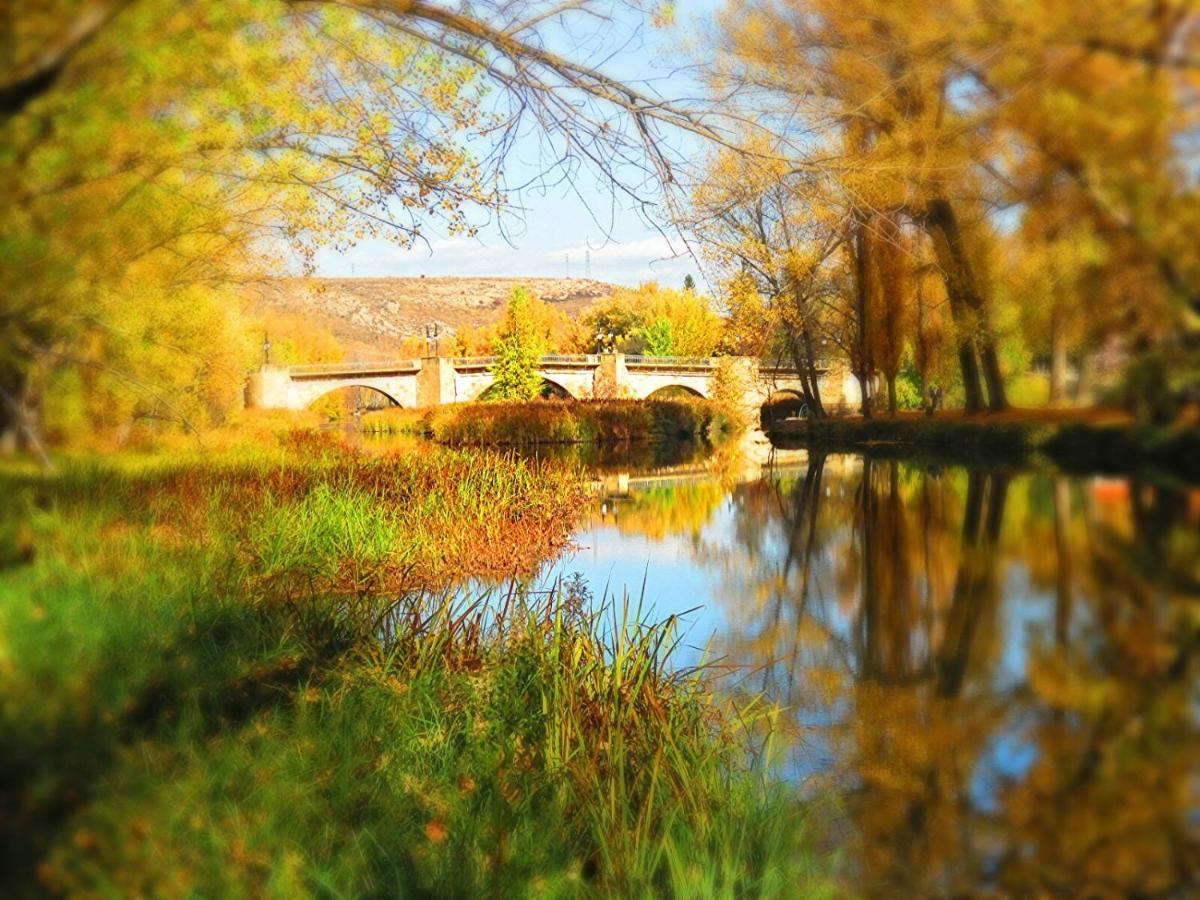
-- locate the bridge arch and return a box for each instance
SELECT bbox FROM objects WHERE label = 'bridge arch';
[305,384,404,416]
[539,378,576,400]
[475,377,578,402]
[645,384,706,400]
[462,378,495,402]
[760,389,808,428]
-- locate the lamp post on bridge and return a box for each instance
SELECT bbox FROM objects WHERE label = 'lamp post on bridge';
[262,333,271,366]
[424,322,440,358]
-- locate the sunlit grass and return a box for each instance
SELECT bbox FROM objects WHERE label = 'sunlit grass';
[0,434,829,896]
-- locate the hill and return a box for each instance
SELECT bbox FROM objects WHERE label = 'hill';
[249,277,617,356]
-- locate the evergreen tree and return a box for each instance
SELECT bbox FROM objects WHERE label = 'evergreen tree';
[490,286,546,400]
[683,274,696,291]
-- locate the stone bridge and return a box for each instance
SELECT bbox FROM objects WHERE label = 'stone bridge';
[245,353,860,414]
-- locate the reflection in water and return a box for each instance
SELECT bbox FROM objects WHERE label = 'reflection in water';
[556,450,1200,897]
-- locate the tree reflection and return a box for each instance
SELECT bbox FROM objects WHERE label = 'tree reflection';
[712,457,1200,896]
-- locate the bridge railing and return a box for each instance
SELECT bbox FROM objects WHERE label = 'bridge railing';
[286,359,422,377]
[450,356,498,368]
[624,355,719,370]
[539,354,600,366]
[281,355,808,378]
[451,354,600,369]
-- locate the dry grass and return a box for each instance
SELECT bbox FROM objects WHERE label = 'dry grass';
[0,434,829,896]
[364,398,734,446]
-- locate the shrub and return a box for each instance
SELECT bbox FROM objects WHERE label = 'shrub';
[382,399,730,446]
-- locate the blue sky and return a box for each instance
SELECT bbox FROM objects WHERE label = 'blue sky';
[315,1,722,287]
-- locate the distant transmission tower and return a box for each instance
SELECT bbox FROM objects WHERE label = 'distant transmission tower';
[585,249,592,279]
[565,252,570,278]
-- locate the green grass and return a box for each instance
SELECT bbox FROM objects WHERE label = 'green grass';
[0,434,829,897]
[363,399,737,448]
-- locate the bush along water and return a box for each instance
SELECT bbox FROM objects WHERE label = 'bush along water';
[0,434,830,897]
[363,398,741,448]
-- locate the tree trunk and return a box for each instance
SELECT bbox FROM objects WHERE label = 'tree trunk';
[1052,477,1073,647]
[0,364,28,453]
[852,215,875,417]
[937,471,1008,697]
[856,372,873,418]
[977,342,1008,412]
[0,366,53,470]
[1074,352,1094,406]
[858,457,880,678]
[955,341,985,414]
[801,327,826,418]
[1049,304,1069,405]
[923,198,1007,412]
[786,333,823,419]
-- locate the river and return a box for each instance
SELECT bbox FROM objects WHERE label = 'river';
[534,433,1200,897]
[357,429,1199,895]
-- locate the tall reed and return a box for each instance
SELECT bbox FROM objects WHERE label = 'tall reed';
[0,434,828,896]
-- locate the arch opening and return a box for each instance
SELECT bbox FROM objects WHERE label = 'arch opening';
[645,385,705,401]
[307,385,402,421]
[760,389,808,428]
[475,378,575,402]
[539,378,575,400]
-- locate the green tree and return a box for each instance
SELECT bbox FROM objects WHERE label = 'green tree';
[640,317,676,356]
[683,274,696,291]
[490,287,546,400]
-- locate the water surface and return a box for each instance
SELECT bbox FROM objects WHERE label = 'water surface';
[541,438,1200,897]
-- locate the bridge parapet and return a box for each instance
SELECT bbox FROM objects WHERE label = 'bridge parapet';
[624,355,719,371]
[451,354,603,370]
[286,360,421,378]
[246,353,820,412]
[539,354,601,367]
[450,356,497,370]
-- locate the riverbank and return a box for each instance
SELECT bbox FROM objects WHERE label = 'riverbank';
[362,398,738,446]
[769,409,1200,478]
[0,434,827,896]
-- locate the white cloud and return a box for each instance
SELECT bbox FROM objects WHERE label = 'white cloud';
[315,231,700,287]
[551,234,685,265]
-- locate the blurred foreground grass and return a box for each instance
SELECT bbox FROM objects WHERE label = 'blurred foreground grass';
[0,432,829,898]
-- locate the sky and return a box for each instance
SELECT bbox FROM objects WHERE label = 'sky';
[314,1,722,288]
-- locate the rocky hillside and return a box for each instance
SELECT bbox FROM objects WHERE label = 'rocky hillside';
[248,277,616,355]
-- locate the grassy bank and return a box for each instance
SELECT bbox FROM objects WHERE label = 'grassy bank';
[363,398,737,447]
[770,410,1200,478]
[0,434,827,897]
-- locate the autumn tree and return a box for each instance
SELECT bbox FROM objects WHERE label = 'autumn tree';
[579,284,724,357]
[1,0,729,449]
[490,286,546,400]
[703,0,1199,416]
[704,1,1020,412]
[718,270,774,358]
[686,143,844,416]
[451,289,576,357]
[871,215,912,415]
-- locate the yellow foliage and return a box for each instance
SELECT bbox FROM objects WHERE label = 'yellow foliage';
[3,0,496,447]
[580,283,724,356]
